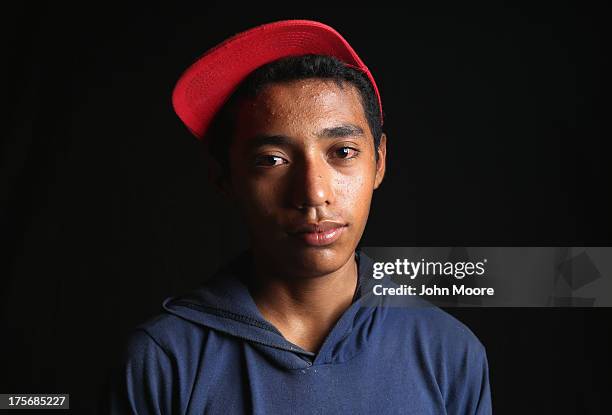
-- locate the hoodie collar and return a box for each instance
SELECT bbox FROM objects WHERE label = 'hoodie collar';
[162,249,383,369]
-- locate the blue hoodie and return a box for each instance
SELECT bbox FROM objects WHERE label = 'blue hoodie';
[109,250,492,414]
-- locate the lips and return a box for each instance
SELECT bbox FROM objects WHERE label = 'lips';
[288,221,347,246]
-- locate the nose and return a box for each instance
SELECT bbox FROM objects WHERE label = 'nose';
[291,154,333,210]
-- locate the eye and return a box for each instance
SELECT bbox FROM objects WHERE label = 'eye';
[333,146,360,160]
[254,155,288,167]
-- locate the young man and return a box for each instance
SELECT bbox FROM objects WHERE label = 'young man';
[110,20,492,414]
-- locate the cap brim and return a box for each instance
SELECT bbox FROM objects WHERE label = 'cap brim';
[172,19,383,140]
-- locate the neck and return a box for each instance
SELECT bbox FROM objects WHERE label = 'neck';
[247,251,359,353]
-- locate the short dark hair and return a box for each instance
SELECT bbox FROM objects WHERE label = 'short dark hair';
[205,54,383,171]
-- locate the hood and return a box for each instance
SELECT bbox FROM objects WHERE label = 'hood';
[161,249,391,370]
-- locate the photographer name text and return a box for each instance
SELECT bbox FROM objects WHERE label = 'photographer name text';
[373,284,495,296]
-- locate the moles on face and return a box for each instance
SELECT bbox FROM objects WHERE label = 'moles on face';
[224,78,386,279]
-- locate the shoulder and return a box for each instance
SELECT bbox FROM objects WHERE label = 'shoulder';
[382,301,488,371]
[113,313,204,414]
[382,296,482,343]
[411,305,484,350]
[385,303,491,410]
[127,310,210,358]
[418,307,491,413]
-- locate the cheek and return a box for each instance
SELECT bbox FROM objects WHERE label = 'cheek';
[335,169,374,219]
[235,174,284,221]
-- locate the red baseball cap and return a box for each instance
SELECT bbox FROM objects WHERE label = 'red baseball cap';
[171,19,383,141]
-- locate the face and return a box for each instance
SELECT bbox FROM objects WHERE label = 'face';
[223,78,386,279]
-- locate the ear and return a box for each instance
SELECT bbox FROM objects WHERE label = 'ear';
[207,156,235,201]
[374,133,387,189]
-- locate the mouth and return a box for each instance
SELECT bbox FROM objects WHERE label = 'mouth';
[288,221,348,247]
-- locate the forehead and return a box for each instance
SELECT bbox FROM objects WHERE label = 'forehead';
[233,78,369,137]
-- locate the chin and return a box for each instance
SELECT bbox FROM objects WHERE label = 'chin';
[282,244,355,278]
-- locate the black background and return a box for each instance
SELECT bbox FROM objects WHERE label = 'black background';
[1,2,610,414]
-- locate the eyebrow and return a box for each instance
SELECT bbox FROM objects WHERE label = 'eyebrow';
[246,123,365,151]
[317,124,365,139]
